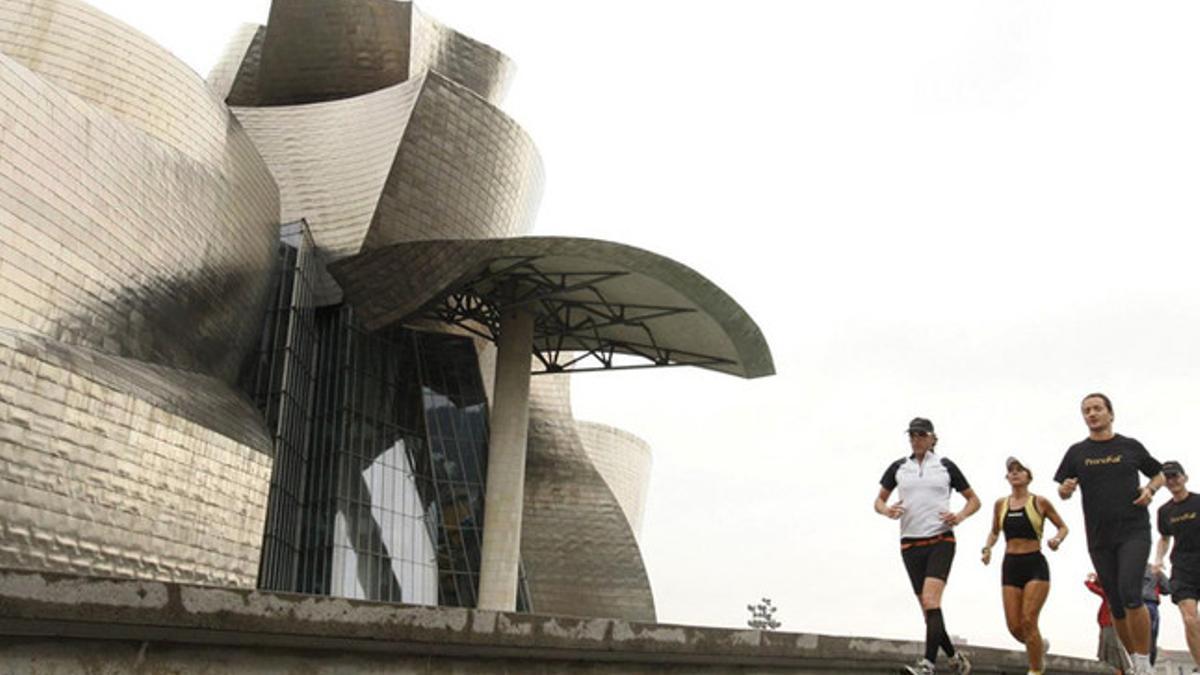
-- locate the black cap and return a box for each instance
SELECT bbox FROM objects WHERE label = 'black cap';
[1163,461,1186,477]
[907,417,934,434]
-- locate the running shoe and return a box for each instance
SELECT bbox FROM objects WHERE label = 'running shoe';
[903,658,935,675]
[948,651,972,675]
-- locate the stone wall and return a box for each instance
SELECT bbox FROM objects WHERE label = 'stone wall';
[0,569,1109,674]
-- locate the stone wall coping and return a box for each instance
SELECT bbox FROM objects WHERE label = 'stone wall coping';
[0,569,1108,672]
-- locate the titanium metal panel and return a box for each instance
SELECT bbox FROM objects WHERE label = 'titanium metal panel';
[226,0,512,106]
[328,237,774,379]
[576,421,652,539]
[0,328,273,587]
[360,74,543,251]
[207,24,265,102]
[0,49,279,382]
[522,374,656,622]
[233,78,424,263]
[233,72,542,304]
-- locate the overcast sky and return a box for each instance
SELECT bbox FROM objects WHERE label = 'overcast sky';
[86,0,1200,660]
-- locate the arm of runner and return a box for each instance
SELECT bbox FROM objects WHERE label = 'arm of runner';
[1135,472,1165,506]
[1039,495,1069,551]
[875,487,904,519]
[981,498,1003,565]
[942,487,981,525]
[1153,535,1171,575]
[1058,477,1078,500]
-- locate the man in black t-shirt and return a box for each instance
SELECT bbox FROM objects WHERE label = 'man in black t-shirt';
[1055,393,1164,675]
[1153,460,1200,670]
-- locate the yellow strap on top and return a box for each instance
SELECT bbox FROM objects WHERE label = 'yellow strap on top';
[1000,495,1045,540]
[1025,495,1044,540]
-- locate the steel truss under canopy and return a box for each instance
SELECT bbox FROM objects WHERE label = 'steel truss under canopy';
[422,255,735,374]
[328,237,775,380]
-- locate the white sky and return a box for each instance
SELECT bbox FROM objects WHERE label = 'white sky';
[84,0,1200,660]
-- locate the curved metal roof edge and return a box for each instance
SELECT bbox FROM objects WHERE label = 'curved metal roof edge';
[330,235,775,379]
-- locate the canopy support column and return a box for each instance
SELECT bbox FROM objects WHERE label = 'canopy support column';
[476,306,535,611]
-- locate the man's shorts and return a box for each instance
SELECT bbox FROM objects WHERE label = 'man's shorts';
[1171,568,1200,604]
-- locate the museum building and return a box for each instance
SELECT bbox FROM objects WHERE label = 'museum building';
[0,0,773,625]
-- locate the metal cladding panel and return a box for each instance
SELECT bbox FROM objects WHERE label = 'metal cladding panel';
[328,237,774,379]
[207,24,264,102]
[361,73,543,250]
[0,330,273,587]
[411,6,514,105]
[0,0,273,171]
[233,79,423,263]
[228,0,512,106]
[575,421,652,539]
[522,375,656,622]
[0,50,279,382]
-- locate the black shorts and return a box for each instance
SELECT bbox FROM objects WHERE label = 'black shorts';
[1001,551,1050,587]
[901,534,956,594]
[1171,567,1200,604]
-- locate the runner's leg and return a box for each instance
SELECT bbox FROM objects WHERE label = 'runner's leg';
[1178,599,1200,666]
[1021,579,1050,672]
[923,540,958,658]
[1002,585,1023,643]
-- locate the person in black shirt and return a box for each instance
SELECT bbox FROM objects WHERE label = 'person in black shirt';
[1153,460,1200,670]
[1055,393,1164,675]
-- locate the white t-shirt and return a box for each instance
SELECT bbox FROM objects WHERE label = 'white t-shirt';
[880,451,971,539]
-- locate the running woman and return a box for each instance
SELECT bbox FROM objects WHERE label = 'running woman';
[981,456,1068,675]
[1055,393,1164,675]
[1152,460,1200,670]
[876,417,981,675]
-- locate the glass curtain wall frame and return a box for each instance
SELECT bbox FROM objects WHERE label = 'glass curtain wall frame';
[241,221,319,593]
[245,248,532,609]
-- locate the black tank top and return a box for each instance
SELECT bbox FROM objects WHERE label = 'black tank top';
[1003,499,1040,541]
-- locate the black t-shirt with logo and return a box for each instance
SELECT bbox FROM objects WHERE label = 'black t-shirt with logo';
[1158,492,1200,571]
[1054,434,1162,550]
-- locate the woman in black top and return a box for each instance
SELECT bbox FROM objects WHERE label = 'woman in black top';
[982,457,1068,675]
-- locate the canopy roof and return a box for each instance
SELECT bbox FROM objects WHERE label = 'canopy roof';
[328,237,774,378]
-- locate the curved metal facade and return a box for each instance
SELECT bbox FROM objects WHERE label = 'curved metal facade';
[224,0,512,107]
[523,375,657,621]
[233,79,423,262]
[576,421,653,539]
[0,0,280,589]
[0,0,280,382]
[0,0,672,620]
[234,72,543,303]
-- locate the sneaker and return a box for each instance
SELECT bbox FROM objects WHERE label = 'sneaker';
[949,651,972,675]
[903,658,935,675]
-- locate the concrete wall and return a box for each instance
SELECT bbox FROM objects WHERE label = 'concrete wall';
[0,569,1109,674]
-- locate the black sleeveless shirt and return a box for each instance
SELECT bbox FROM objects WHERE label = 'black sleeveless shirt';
[1002,498,1040,541]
